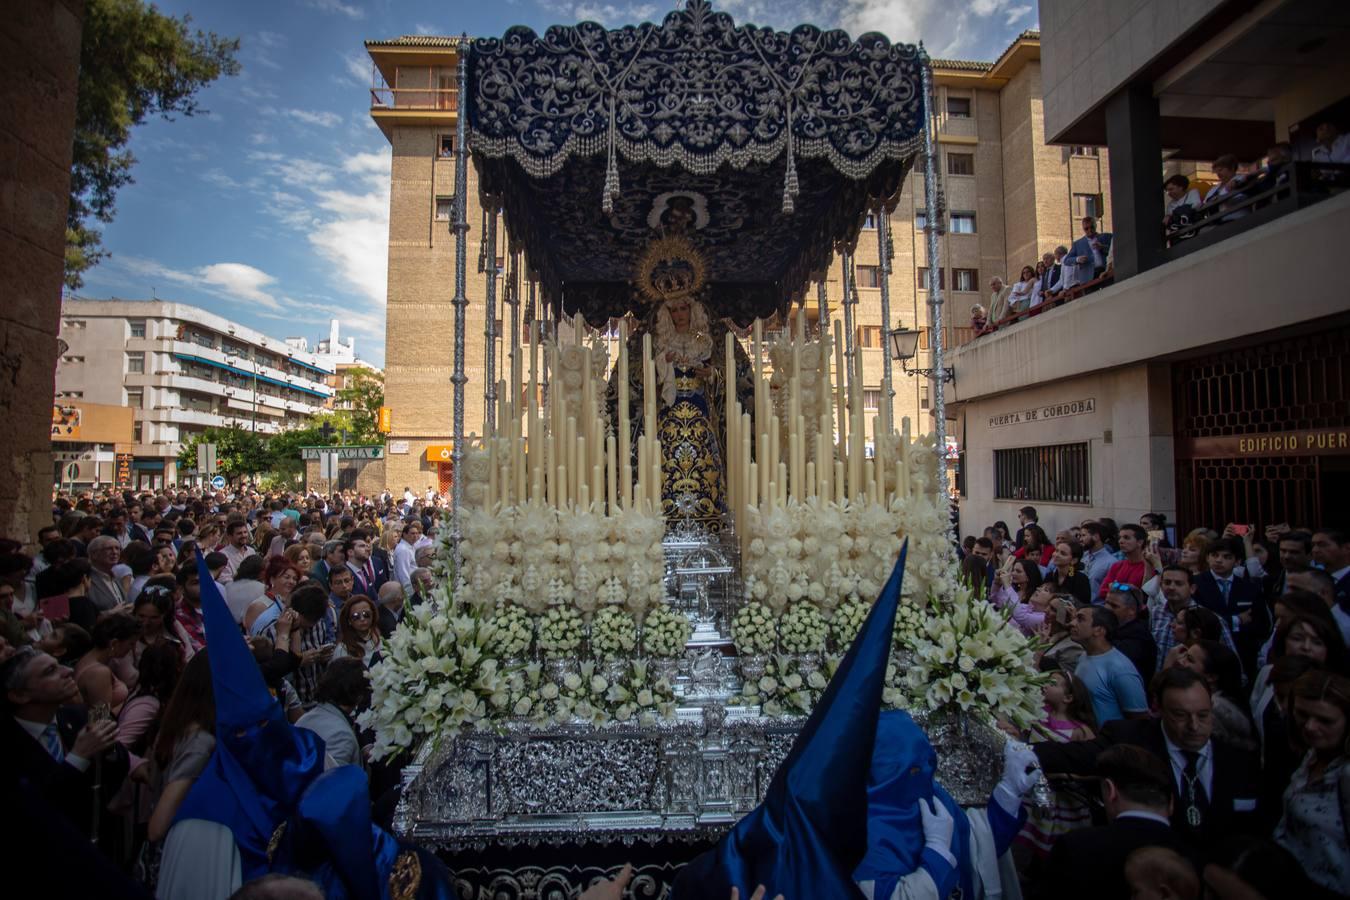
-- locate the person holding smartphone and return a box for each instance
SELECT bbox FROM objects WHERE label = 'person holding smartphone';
[260,583,335,709]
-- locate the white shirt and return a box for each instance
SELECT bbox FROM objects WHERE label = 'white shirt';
[16,715,90,771]
[392,540,418,591]
[1163,732,1214,799]
[1166,189,1202,214]
[220,543,256,580]
[1312,134,1350,164]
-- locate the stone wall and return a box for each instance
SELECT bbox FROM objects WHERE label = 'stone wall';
[0,0,84,545]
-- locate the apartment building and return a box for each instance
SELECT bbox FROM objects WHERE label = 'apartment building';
[285,319,382,411]
[367,29,1108,492]
[949,0,1350,536]
[56,300,335,488]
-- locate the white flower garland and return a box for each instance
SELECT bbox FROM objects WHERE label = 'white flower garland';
[537,606,584,657]
[779,602,828,654]
[487,603,533,658]
[590,606,638,659]
[829,598,870,651]
[641,605,693,658]
[731,602,777,655]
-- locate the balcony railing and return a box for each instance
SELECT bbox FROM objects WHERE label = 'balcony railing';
[1163,161,1350,259]
[971,162,1350,339]
[369,86,458,111]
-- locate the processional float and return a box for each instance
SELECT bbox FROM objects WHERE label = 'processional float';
[370,3,1041,892]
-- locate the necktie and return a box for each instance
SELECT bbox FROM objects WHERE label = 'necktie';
[365,562,374,586]
[1218,578,1231,602]
[42,722,65,763]
[1181,750,1209,827]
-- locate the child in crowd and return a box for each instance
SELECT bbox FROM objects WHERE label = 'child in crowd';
[971,303,988,332]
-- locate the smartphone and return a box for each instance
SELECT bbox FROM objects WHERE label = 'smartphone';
[1230,524,1249,536]
[89,702,113,725]
[41,594,70,621]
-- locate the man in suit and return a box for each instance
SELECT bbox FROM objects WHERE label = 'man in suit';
[1312,528,1350,610]
[1038,251,1059,296]
[376,581,407,636]
[1044,745,1191,900]
[345,531,388,598]
[1035,667,1261,855]
[1194,537,1269,675]
[1,647,130,840]
[309,539,347,590]
[1069,215,1113,281]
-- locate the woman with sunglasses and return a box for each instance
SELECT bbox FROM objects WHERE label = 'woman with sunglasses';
[333,594,382,666]
[1034,596,1084,674]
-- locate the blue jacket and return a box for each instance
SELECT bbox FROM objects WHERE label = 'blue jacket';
[1070,232,1113,272]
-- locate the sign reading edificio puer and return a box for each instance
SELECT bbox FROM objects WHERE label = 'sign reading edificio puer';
[989,398,1096,428]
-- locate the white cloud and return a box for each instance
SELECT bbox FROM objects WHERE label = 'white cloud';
[567,3,660,25]
[305,0,365,20]
[414,23,442,35]
[245,30,287,71]
[196,263,286,311]
[1004,4,1033,26]
[341,50,371,86]
[106,257,284,312]
[287,109,343,128]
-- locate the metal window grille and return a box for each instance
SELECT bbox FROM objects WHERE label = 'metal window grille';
[994,442,1090,504]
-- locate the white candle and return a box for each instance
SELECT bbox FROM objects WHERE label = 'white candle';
[618,319,630,508]
[606,435,617,514]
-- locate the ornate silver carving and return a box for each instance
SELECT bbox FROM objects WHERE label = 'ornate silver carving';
[918,52,952,520]
[449,45,471,578]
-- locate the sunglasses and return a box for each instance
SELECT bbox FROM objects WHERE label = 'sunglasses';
[351,611,373,620]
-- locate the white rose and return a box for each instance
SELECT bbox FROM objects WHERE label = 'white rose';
[540,683,560,700]
[636,689,654,707]
[513,697,534,716]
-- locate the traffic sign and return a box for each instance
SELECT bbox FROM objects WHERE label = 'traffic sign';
[64,462,79,482]
[210,474,226,490]
[197,442,218,475]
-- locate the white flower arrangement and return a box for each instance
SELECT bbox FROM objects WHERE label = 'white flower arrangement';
[893,602,927,649]
[359,603,510,761]
[543,659,678,726]
[829,598,871,652]
[891,583,1045,728]
[779,602,828,654]
[641,605,692,658]
[487,603,533,658]
[537,606,583,657]
[590,606,638,659]
[735,654,830,717]
[602,658,678,725]
[732,602,777,655]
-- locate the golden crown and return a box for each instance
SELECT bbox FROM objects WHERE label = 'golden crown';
[634,233,707,305]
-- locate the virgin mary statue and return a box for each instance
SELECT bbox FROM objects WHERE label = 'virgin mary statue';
[608,238,753,531]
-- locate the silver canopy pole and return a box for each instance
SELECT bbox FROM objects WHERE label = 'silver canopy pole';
[449,40,471,579]
[919,51,951,513]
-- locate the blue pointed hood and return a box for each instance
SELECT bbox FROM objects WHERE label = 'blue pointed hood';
[671,541,910,898]
[173,549,326,880]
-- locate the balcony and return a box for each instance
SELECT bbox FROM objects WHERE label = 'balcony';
[949,189,1350,402]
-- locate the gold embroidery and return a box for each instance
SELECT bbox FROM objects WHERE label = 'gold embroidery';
[389,850,422,900]
[266,822,286,863]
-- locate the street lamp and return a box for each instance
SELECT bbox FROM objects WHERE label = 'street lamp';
[888,327,954,383]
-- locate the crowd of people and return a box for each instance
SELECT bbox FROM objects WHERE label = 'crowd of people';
[971,120,1349,337]
[972,215,1114,334]
[960,505,1350,897]
[4,482,1347,897]
[0,485,451,897]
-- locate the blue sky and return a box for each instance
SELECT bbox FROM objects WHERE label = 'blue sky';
[79,0,1037,368]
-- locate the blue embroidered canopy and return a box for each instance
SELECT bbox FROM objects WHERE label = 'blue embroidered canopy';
[467,0,927,325]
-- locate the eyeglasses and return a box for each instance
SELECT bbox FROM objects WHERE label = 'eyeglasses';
[351,611,373,620]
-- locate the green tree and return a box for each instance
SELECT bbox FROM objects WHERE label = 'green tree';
[67,0,240,289]
[176,426,270,483]
[335,368,385,443]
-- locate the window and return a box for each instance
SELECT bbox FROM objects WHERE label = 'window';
[946,96,972,118]
[438,134,455,157]
[435,196,454,221]
[132,421,143,443]
[947,152,974,176]
[1074,193,1101,218]
[914,212,927,231]
[129,320,146,338]
[126,389,143,409]
[863,213,878,229]
[950,212,977,234]
[863,389,881,410]
[994,442,1091,504]
[855,265,882,288]
[856,325,884,349]
[920,383,930,410]
[916,267,945,290]
[952,268,979,292]
[1070,146,1100,157]
[126,352,145,374]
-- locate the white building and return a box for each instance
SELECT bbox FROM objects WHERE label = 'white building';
[57,299,336,487]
